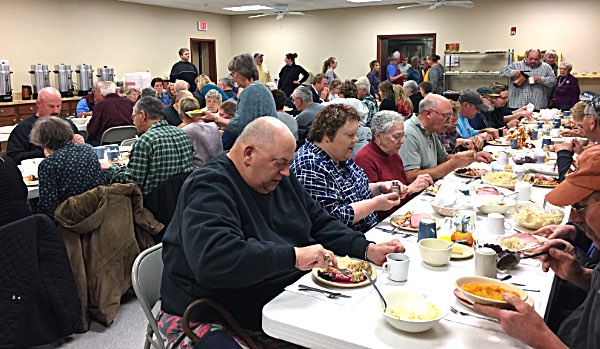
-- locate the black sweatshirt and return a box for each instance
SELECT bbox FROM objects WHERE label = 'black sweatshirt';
[161,153,371,330]
[277,63,309,97]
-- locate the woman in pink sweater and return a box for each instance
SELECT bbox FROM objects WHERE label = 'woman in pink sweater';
[354,110,433,219]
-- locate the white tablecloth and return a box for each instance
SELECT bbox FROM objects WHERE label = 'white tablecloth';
[262,144,565,349]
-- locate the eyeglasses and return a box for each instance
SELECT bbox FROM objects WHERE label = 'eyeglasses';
[425,109,453,119]
[571,200,600,216]
[389,133,404,142]
[131,111,142,120]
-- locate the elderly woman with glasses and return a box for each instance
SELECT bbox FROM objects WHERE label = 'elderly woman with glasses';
[354,111,434,220]
[30,117,106,219]
[201,53,277,135]
[291,104,409,232]
[554,62,581,111]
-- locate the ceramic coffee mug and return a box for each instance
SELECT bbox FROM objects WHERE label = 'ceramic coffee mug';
[487,213,512,235]
[382,253,410,282]
[475,247,497,278]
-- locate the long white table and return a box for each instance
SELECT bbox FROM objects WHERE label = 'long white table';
[262,145,566,349]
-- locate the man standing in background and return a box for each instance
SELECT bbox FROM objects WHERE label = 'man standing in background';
[254,52,272,84]
[169,48,199,93]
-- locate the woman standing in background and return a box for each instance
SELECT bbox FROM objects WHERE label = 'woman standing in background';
[277,53,309,97]
[322,57,338,85]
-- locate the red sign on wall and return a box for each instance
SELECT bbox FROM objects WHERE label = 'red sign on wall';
[198,21,207,31]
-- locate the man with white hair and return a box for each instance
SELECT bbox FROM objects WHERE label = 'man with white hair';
[293,85,324,147]
[76,82,104,117]
[7,87,83,164]
[386,51,406,85]
[356,77,377,127]
[163,90,193,127]
[86,81,134,145]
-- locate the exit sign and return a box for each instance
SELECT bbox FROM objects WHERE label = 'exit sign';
[198,21,207,31]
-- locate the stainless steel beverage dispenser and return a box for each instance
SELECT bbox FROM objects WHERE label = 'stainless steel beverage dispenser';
[29,64,50,99]
[0,60,12,102]
[97,66,114,82]
[53,64,74,97]
[76,64,94,96]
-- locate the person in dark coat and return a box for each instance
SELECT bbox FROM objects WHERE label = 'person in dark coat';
[277,53,309,97]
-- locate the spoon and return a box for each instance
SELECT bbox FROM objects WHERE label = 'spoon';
[497,242,565,271]
[362,270,387,311]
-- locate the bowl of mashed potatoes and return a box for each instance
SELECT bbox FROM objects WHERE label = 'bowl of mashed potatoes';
[383,288,448,333]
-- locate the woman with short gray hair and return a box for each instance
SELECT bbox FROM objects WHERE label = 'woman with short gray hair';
[404,80,423,114]
[355,110,434,219]
[201,53,277,135]
[30,116,106,218]
[554,61,580,111]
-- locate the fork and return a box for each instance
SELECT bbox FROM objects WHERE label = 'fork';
[450,306,499,323]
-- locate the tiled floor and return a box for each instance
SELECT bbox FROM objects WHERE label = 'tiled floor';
[57,296,154,349]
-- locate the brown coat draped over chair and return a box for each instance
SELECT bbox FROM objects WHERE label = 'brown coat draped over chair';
[54,183,164,328]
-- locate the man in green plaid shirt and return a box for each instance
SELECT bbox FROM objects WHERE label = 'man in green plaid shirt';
[107,96,193,196]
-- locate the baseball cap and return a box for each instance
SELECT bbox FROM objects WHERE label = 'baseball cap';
[545,146,600,206]
[253,52,264,58]
[392,51,401,59]
[476,87,500,98]
[458,90,491,112]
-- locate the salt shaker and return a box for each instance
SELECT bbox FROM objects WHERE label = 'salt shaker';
[474,247,497,278]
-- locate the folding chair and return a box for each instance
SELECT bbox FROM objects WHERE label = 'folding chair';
[101,125,137,145]
[120,138,137,147]
[132,243,165,349]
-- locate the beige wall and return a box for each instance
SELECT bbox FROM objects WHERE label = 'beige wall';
[230,0,600,90]
[4,0,231,95]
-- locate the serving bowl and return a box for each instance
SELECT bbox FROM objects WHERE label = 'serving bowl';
[455,276,527,308]
[419,238,453,266]
[430,203,463,217]
[511,202,565,230]
[383,288,448,333]
[476,196,516,215]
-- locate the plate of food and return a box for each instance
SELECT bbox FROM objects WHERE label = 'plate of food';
[451,243,474,259]
[511,202,565,230]
[498,232,547,253]
[424,184,441,196]
[454,167,488,178]
[453,286,534,310]
[482,172,518,190]
[185,109,206,118]
[390,211,439,232]
[455,276,528,308]
[23,175,39,186]
[523,174,559,188]
[487,140,511,146]
[312,256,376,288]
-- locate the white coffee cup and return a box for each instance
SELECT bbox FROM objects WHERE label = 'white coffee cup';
[487,213,512,235]
[475,247,497,278]
[550,128,561,137]
[528,76,535,85]
[515,181,532,202]
[497,151,509,165]
[382,253,410,282]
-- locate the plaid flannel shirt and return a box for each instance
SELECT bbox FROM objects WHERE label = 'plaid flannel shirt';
[108,120,193,196]
[290,141,378,232]
[361,94,378,128]
[500,60,557,110]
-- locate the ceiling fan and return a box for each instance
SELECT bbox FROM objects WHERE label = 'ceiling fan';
[248,4,306,20]
[397,0,475,10]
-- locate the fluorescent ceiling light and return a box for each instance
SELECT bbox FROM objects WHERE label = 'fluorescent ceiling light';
[223,5,272,12]
[347,0,383,3]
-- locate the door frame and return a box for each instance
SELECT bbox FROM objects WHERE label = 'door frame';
[376,33,436,79]
[189,38,217,83]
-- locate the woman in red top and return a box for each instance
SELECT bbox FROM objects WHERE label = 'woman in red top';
[354,110,433,220]
[393,85,413,116]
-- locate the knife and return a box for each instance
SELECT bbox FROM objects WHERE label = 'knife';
[298,284,352,298]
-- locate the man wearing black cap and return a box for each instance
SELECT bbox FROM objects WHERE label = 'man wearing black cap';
[475,145,600,349]
[254,52,271,84]
[456,90,498,140]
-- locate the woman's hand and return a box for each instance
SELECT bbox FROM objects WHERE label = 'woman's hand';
[372,192,401,211]
[408,174,434,194]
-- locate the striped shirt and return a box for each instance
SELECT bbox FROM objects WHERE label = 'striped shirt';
[290,141,378,232]
[108,120,193,196]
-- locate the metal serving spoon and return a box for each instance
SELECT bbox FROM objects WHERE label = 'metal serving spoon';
[363,270,387,311]
[497,242,565,271]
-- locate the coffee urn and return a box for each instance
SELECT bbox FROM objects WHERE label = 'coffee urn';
[0,60,12,102]
[97,66,114,82]
[53,64,74,98]
[76,64,94,96]
[29,64,50,99]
